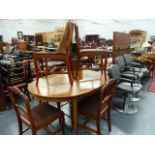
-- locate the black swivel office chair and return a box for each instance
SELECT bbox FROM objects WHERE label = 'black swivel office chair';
[115,55,144,81]
[107,64,143,114]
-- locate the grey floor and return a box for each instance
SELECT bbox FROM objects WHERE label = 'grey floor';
[0,77,154,135]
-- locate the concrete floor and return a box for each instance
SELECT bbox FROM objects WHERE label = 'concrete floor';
[0,77,154,135]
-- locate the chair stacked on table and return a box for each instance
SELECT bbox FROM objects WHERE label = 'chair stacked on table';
[77,49,108,80]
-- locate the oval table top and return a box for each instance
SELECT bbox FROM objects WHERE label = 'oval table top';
[28,70,109,102]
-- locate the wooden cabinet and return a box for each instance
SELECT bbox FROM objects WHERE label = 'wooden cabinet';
[24,35,35,43]
[35,34,43,45]
[35,32,55,45]
[16,41,28,51]
[85,35,99,43]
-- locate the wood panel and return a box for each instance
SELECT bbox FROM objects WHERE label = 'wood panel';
[112,32,131,63]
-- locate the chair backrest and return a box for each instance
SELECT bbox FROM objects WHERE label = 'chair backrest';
[99,79,116,113]
[115,55,126,72]
[58,21,81,60]
[57,21,75,53]
[107,64,121,79]
[58,21,81,56]
[123,54,133,65]
[9,86,35,129]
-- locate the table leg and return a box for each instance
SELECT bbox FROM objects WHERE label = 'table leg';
[72,98,79,134]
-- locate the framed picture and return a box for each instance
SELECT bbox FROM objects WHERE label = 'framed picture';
[17,31,23,40]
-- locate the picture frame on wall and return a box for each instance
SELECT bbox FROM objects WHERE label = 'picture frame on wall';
[17,31,23,40]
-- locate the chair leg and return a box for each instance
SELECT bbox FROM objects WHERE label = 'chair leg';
[26,88,31,101]
[32,130,37,135]
[57,102,61,110]
[107,109,111,132]
[70,104,74,131]
[66,58,74,85]
[57,102,62,125]
[96,118,101,135]
[61,114,65,135]
[104,70,107,81]
[18,121,23,135]
[123,94,127,109]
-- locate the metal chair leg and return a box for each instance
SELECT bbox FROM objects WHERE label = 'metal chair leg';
[115,94,138,115]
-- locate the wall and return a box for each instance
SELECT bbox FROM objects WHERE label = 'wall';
[76,19,155,41]
[0,19,66,42]
[0,19,155,43]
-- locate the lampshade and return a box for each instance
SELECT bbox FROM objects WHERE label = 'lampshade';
[142,42,152,48]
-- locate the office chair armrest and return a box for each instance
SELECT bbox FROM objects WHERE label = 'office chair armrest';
[134,60,146,67]
[121,72,140,80]
[125,66,136,72]
[116,77,134,83]
[117,78,134,88]
[132,63,144,68]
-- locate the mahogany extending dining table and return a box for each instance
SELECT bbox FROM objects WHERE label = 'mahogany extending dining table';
[28,70,108,134]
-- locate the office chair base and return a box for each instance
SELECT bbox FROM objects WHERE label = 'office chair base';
[130,97,140,102]
[115,104,138,115]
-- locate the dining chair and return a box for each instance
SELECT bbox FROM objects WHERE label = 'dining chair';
[77,49,108,80]
[33,21,77,86]
[78,79,116,135]
[9,86,65,135]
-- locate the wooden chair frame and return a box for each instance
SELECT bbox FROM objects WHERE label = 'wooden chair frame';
[77,49,108,79]
[9,86,65,135]
[78,79,116,134]
[33,52,74,86]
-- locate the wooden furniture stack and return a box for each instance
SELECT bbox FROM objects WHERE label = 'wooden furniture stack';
[0,60,30,99]
[129,30,147,48]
